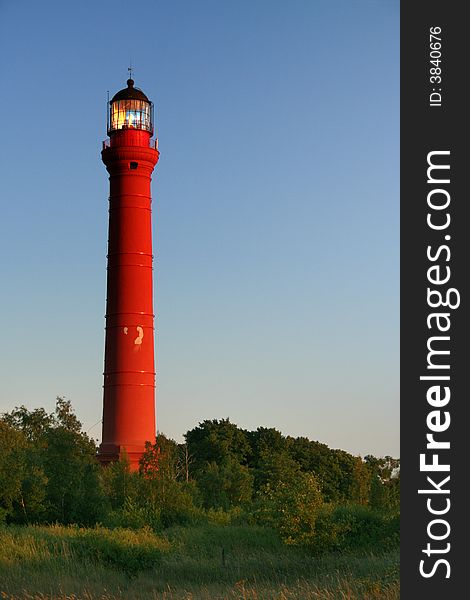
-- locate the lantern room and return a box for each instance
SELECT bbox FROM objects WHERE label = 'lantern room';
[107,78,154,135]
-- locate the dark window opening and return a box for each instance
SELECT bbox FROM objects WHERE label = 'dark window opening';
[130,162,138,170]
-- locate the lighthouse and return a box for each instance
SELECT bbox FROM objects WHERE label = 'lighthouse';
[98,78,159,470]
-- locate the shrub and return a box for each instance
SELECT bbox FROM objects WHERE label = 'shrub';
[196,459,254,510]
[254,472,323,545]
[155,481,200,527]
[312,505,400,553]
[103,498,162,531]
[66,526,170,576]
[205,506,247,526]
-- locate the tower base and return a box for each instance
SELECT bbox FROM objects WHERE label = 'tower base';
[97,443,147,471]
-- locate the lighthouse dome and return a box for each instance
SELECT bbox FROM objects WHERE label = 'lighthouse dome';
[111,79,150,103]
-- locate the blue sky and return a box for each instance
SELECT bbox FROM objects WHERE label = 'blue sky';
[0,0,399,457]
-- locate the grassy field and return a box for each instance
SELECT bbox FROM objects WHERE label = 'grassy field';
[0,523,399,600]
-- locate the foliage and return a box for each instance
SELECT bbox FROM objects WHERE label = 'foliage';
[0,416,53,524]
[255,471,323,545]
[196,458,254,510]
[1,398,104,525]
[185,419,251,468]
[204,505,245,526]
[65,526,170,576]
[184,420,257,510]
[290,437,354,503]
[1,398,399,553]
[138,436,202,527]
[100,453,138,511]
[254,447,302,489]
[184,418,399,511]
[0,420,27,519]
[313,504,400,554]
[350,456,372,505]
[365,455,400,510]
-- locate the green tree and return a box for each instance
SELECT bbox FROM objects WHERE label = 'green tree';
[196,458,253,509]
[253,447,302,490]
[369,473,387,509]
[2,397,104,525]
[0,421,26,521]
[185,419,251,473]
[365,455,400,510]
[385,471,400,510]
[185,420,254,510]
[40,399,103,523]
[248,427,290,460]
[100,452,136,510]
[0,414,48,523]
[138,435,199,526]
[255,471,323,545]
[350,457,372,505]
[140,434,181,485]
[2,405,53,442]
[289,437,354,503]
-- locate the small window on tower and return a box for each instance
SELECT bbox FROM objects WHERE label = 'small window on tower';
[130,162,138,170]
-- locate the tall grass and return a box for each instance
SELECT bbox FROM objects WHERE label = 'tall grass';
[0,523,399,599]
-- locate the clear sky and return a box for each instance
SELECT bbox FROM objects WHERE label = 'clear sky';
[0,0,399,457]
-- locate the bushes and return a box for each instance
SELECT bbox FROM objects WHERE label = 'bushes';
[66,526,170,576]
[254,472,323,545]
[0,524,171,577]
[313,505,400,554]
[158,482,202,527]
[103,499,162,531]
[196,459,254,510]
[253,478,399,554]
[101,453,202,531]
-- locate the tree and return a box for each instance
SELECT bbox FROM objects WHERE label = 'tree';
[40,399,103,523]
[140,434,181,483]
[179,442,193,483]
[185,419,251,473]
[248,427,290,460]
[2,405,52,443]
[0,421,26,521]
[196,458,253,510]
[100,452,136,510]
[385,471,400,510]
[365,455,400,510]
[185,420,254,510]
[289,437,352,502]
[255,471,323,545]
[138,435,199,526]
[2,397,104,525]
[369,473,387,509]
[253,448,302,490]
[349,457,371,505]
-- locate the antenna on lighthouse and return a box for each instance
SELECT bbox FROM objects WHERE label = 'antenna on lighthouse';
[128,60,133,81]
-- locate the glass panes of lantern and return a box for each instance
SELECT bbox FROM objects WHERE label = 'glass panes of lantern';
[110,99,152,132]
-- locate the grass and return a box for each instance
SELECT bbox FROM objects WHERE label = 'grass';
[0,523,399,599]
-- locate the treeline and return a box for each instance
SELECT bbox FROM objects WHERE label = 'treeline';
[0,398,399,551]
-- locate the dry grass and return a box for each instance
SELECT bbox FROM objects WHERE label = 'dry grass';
[0,524,399,600]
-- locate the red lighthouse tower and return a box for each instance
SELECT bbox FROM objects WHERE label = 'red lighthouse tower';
[98,78,159,470]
